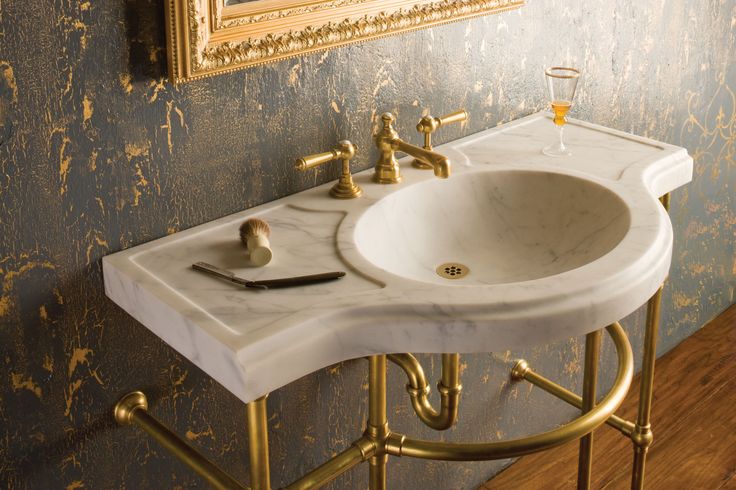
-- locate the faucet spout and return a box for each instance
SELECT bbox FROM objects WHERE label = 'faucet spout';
[393,139,451,178]
[373,112,451,184]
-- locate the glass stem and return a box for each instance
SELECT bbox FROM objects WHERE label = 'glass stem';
[558,125,566,151]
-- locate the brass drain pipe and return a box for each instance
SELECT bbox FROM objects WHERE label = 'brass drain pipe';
[388,353,462,430]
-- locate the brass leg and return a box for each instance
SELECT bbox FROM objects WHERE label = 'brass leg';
[247,395,271,490]
[367,355,388,490]
[577,329,602,489]
[631,286,662,489]
[631,194,669,489]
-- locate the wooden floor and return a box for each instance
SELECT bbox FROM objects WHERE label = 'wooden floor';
[483,304,736,490]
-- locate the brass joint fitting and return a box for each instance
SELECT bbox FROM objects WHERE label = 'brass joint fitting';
[406,383,431,397]
[114,391,148,425]
[413,109,467,169]
[384,432,406,457]
[437,381,463,397]
[363,423,390,468]
[365,421,390,442]
[510,359,531,380]
[352,436,379,460]
[631,424,654,449]
[373,112,451,183]
[295,140,362,199]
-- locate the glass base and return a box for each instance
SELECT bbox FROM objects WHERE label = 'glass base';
[542,143,572,157]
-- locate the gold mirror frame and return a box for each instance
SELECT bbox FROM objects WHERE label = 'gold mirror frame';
[164,0,525,83]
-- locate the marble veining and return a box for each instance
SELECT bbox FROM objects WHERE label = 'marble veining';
[103,112,692,403]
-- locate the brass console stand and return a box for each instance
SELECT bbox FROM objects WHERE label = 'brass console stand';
[115,197,670,490]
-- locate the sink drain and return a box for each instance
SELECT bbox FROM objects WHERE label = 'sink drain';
[436,263,470,280]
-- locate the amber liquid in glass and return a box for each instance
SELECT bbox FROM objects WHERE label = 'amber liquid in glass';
[551,100,571,126]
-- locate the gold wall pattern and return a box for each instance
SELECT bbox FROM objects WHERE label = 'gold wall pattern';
[0,0,733,488]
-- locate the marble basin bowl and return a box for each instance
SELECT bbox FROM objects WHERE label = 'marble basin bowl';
[354,170,631,286]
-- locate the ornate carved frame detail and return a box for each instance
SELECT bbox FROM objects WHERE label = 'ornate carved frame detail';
[164,0,525,83]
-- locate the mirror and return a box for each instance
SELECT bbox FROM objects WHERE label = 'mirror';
[164,0,524,83]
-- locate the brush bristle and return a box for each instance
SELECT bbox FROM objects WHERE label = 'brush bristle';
[239,218,271,243]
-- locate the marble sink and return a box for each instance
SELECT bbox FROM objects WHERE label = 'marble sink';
[103,112,693,403]
[354,169,630,286]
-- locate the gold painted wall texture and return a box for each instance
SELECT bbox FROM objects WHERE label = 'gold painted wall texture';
[0,0,734,488]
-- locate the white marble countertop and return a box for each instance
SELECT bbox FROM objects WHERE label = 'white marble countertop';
[103,112,692,403]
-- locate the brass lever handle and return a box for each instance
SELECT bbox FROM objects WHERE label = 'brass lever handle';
[413,109,468,169]
[295,149,342,171]
[295,140,362,199]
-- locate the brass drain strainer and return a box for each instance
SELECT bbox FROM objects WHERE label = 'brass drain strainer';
[436,263,469,280]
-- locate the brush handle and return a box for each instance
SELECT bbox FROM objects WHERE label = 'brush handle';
[246,234,272,266]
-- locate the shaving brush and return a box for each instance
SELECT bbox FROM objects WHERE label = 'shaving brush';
[239,218,273,266]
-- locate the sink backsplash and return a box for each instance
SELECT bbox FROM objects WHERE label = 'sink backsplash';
[0,0,733,488]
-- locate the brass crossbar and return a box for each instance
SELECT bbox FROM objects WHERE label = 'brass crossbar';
[284,437,376,489]
[510,359,636,436]
[114,392,245,490]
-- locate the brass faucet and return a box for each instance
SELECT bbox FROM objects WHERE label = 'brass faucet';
[373,112,451,184]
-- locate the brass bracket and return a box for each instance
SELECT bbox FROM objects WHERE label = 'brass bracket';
[412,109,468,169]
[295,140,362,199]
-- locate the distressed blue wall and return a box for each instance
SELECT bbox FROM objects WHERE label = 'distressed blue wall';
[0,0,733,488]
